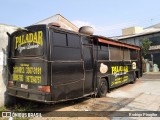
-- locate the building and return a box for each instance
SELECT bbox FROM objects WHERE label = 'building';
[117,25,160,70]
[35,14,78,32]
[0,24,18,107]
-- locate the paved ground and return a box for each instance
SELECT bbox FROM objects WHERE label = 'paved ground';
[30,73,160,120]
[141,72,160,80]
[109,75,160,120]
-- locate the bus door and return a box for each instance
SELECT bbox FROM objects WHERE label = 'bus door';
[82,37,94,95]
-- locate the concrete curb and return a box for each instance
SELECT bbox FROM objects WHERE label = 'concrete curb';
[140,79,160,81]
[143,72,160,75]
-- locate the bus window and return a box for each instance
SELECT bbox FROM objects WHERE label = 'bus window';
[11,29,46,57]
[109,45,123,60]
[68,34,80,48]
[82,36,92,45]
[98,43,109,60]
[53,47,81,60]
[52,32,81,61]
[123,48,130,60]
[53,32,67,46]
[130,49,138,60]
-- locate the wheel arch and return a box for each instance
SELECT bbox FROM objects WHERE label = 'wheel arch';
[135,70,140,78]
[100,76,110,92]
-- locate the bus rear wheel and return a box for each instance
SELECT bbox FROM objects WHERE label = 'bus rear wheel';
[97,79,108,97]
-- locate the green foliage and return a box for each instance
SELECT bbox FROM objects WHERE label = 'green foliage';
[0,106,7,111]
[140,38,152,56]
[14,117,30,120]
[13,103,32,112]
[0,103,32,120]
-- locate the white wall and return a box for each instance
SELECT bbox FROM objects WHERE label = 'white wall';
[0,24,17,107]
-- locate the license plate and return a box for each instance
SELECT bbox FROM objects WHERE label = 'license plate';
[21,84,28,89]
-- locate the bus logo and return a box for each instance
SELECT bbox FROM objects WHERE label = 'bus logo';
[2,112,11,117]
[100,63,108,74]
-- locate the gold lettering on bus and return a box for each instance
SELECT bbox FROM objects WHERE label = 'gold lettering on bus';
[12,64,42,83]
[12,74,24,81]
[13,67,25,74]
[111,75,129,86]
[15,31,43,49]
[111,66,128,74]
[25,76,41,84]
[20,64,29,67]
[26,67,42,74]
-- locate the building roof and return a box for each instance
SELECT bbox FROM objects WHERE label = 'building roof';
[35,14,78,32]
[0,23,18,28]
[147,23,160,29]
[114,22,160,40]
[117,28,160,40]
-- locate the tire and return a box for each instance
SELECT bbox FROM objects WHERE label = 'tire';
[131,72,136,84]
[97,79,108,97]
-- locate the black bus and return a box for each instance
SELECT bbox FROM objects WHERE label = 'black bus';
[7,24,142,103]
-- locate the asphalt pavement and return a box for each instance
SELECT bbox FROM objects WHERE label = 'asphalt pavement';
[31,72,160,120]
[141,72,160,80]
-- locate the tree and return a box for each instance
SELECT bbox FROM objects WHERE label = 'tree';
[140,38,152,57]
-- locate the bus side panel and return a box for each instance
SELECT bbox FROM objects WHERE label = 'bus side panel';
[94,39,141,90]
[97,61,129,88]
[123,61,136,82]
[52,80,83,101]
[51,62,84,101]
[97,60,137,89]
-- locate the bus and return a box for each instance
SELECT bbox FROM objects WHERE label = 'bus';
[7,23,142,103]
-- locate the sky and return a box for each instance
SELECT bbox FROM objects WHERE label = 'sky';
[1,0,160,37]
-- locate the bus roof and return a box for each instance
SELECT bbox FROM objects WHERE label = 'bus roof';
[12,24,141,51]
[47,25,141,51]
[93,35,141,50]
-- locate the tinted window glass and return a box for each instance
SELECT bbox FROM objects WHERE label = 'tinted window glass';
[130,50,138,60]
[53,32,67,46]
[123,48,130,60]
[82,36,92,45]
[110,45,123,60]
[98,51,109,60]
[52,32,82,61]
[149,36,160,46]
[68,34,80,48]
[98,43,109,60]
[53,47,81,60]
[11,28,46,57]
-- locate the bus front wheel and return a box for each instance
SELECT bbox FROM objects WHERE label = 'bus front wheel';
[131,72,136,84]
[97,79,108,97]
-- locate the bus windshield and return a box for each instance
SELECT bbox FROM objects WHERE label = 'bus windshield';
[10,26,47,57]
